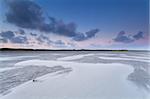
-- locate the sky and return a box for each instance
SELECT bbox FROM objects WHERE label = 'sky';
[0,0,149,50]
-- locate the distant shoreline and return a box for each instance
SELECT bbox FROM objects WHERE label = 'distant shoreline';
[0,48,149,52]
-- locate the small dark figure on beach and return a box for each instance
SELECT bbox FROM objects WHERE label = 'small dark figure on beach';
[32,79,37,82]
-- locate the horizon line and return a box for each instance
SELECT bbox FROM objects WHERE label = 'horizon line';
[0,48,149,52]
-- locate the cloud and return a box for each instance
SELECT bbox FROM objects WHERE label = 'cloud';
[114,31,145,43]
[53,20,77,37]
[36,35,51,43]
[114,31,134,43]
[11,36,28,44]
[0,30,66,47]
[86,29,99,38]
[73,29,99,41]
[54,40,65,45]
[36,34,67,47]
[36,34,65,46]
[0,31,15,39]
[5,0,99,41]
[133,31,144,40]
[5,0,77,35]
[30,33,37,36]
[0,30,28,44]
[52,40,67,47]
[0,38,8,43]
[0,31,14,43]
[5,0,47,31]
[73,33,86,41]
[19,29,25,35]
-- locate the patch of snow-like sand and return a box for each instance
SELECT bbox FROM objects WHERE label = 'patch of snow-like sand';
[122,56,150,60]
[0,67,17,72]
[0,56,36,61]
[0,65,70,96]
[97,53,150,60]
[2,59,149,99]
[57,54,94,61]
[99,56,149,62]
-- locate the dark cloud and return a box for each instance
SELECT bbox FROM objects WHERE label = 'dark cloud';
[37,35,47,43]
[133,31,144,40]
[0,30,28,44]
[114,31,145,43]
[19,29,25,35]
[0,38,8,43]
[37,35,52,44]
[0,31,14,43]
[5,0,76,36]
[5,0,99,41]
[36,34,66,47]
[11,36,28,44]
[114,31,134,43]
[73,29,99,41]
[5,0,47,31]
[86,29,99,38]
[0,31,15,39]
[30,33,37,36]
[73,33,86,41]
[36,37,44,43]
[53,21,77,37]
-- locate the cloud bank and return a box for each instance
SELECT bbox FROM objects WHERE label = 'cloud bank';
[114,31,144,43]
[73,29,99,41]
[0,30,72,48]
[5,0,99,41]
[0,31,28,44]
